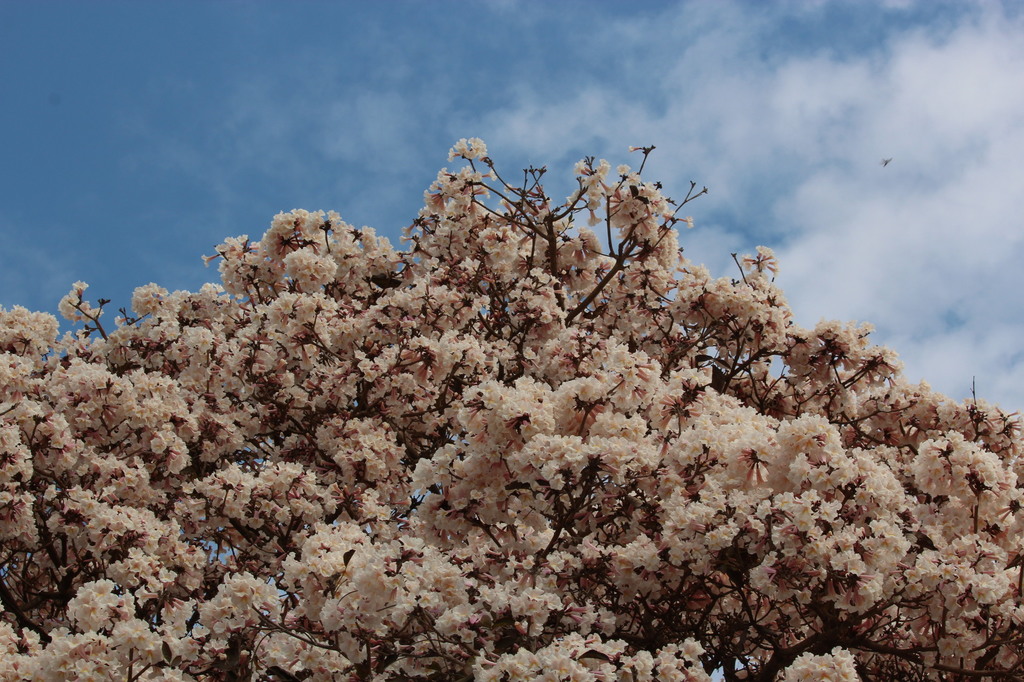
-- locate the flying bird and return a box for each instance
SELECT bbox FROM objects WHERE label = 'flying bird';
[881,158,893,167]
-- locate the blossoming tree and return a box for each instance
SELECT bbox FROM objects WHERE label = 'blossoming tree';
[1,139,1022,681]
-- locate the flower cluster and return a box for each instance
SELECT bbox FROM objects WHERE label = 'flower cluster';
[0,139,1021,680]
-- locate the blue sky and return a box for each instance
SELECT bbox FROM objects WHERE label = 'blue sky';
[3,1,1024,411]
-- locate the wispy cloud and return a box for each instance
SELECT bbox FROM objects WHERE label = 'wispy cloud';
[0,217,77,314]
[4,1,1021,409]
[454,2,1024,408]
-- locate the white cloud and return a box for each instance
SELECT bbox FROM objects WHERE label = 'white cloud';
[88,1,1024,409]
[772,9,1024,407]
[468,2,1024,409]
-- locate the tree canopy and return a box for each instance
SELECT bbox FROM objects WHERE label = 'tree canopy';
[1,140,1022,681]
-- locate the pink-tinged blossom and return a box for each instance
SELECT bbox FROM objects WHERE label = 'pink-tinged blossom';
[781,647,860,682]
[0,142,1020,680]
